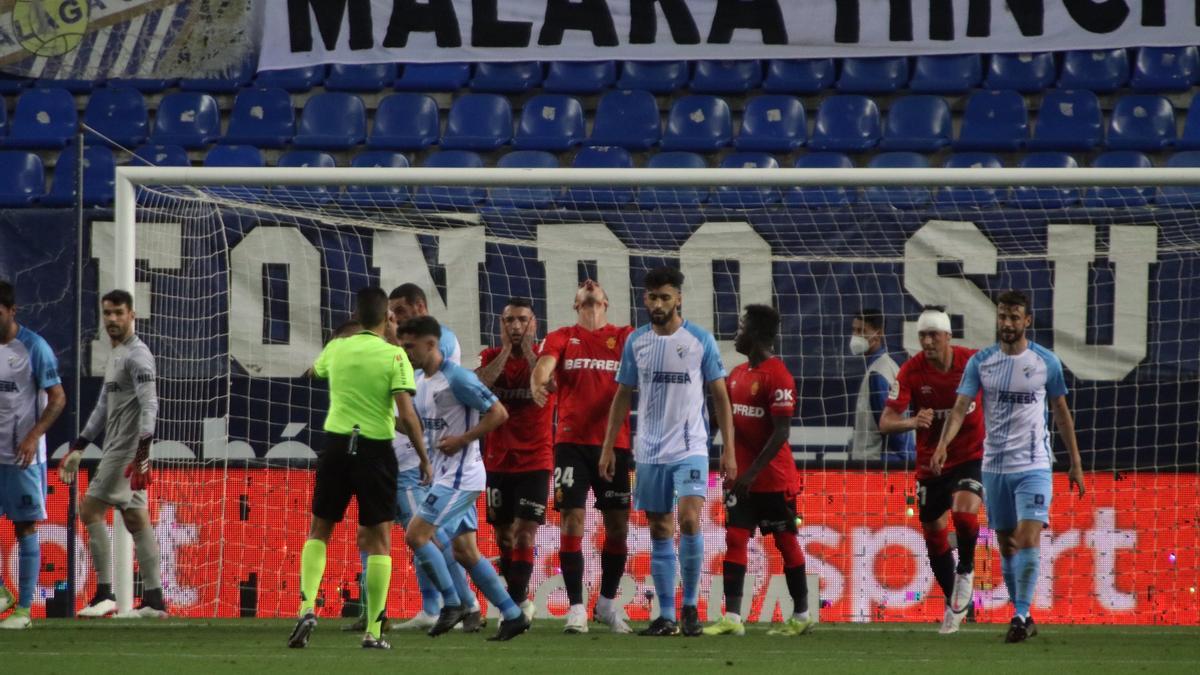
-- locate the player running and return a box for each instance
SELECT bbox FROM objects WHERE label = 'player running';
[704,305,812,638]
[601,267,736,637]
[530,279,634,634]
[477,298,552,621]
[935,290,1085,643]
[879,306,985,634]
[398,316,530,642]
[0,281,66,630]
[60,290,167,620]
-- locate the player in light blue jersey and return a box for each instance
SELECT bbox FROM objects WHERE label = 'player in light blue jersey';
[397,316,531,642]
[934,290,1085,643]
[601,267,736,637]
[0,281,66,630]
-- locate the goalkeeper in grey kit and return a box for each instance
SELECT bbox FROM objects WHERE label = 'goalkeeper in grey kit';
[59,289,167,618]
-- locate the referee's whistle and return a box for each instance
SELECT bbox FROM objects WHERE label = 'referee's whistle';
[348,425,360,456]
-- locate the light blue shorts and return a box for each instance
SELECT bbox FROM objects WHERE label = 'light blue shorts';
[0,462,47,522]
[416,483,480,536]
[634,455,708,514]
[983,469,1052,531]
[395,467,427,526]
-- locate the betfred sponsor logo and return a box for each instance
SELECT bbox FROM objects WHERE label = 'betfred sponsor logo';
[563,358,619,372]
[732,403,766,418]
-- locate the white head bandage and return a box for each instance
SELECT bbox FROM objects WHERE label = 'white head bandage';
[916,309,952,333]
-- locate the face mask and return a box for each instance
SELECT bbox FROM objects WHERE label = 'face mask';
[849,335,869,355]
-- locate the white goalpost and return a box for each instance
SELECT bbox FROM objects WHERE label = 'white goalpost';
[102,165,1199,624]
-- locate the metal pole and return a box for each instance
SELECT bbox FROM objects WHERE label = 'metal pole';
[67,132,85,612]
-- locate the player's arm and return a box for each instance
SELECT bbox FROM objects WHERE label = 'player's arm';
[530,355,557,407]
[439,400,508,455]
[708,377,737,481]
[394,390,431,483]
[598,383,634,481]
[62,386,108,484]
[732,414,789,496]
[476,345,511,388]
[1051,394,1086,497]
[125,350,159,490]
[878,370,932,434]
[931,393,973,475]
[16,383,65,468]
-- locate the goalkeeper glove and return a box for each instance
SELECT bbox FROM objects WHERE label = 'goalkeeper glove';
[58,437,89,484]
[125,435,153,491]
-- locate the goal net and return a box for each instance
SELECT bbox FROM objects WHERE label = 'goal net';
[107,166,1199,625]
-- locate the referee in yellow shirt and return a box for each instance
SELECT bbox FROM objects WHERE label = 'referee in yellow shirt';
[288,287,429,650]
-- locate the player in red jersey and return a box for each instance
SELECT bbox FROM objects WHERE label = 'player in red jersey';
[703,305,812,637]
[879,306,985,635]
[530,279,634,634]
[476,297,553,622]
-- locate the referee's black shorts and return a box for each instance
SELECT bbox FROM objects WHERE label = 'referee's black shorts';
[311,432,398,527]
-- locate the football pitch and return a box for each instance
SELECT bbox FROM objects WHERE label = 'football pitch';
[2,619,1198,674]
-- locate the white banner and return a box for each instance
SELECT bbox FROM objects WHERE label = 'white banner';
[260,0,1199,70]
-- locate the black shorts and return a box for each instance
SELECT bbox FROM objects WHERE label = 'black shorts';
[311,433,398,527]
[552,443,631,512]
[486,470,551,526]
[724,490,798,535]
[917,459,983,523]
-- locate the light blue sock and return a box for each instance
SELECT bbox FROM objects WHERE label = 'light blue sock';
[468,559,520,621]
[1013,547,1040,619]
[437,529,476,609]
[414,542,460,607]
[650,537,677,621]
[414,557,441,615]
[18,532,39,609]
[1001,553,1016,606]
[679,533,703,608]
[358,551,369,615]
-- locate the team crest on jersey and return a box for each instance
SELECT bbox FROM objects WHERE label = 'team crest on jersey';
[676,344,689,359]
[8,354,23,369]
[750,381,760,395]
[569,338,581,345]
[920,385,933,395]
[1023,364,1036,379]
[606,337,616,350]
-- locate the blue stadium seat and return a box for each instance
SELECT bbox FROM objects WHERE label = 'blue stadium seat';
[1084,151,1154,207]
[937,153,1005,207]
[255,65,326,92]
[809,95,881,153]
[910,54,982,94]
[489,151,560,209]
[368,93,440,151]
[413,150,485,210]
[130,144,190,167]
[986,52,1056,92]
[1156,152,1200,206]
[0,151,44,206]
[440,93,512,151]
[180,59,254,93]
[222,88,294,149]
[204,144,265,167]
[106,78,176,93]
[661,95,732,152]
[638,152,709,208]
[863,152,931,208]
[714,153,780,208]
[150,92,220,149]
[275,151,337,205]
[954,90,1028,151]
[544,61,616,94]
[690,60,762,94]
[6,88,77,148]
[395,63,472,91]
[342,151,411,208]
[879,95,951,152]
[0,74,32,94]
[618,61,688,94]
[837,57,909,93]
[44,146,115,207]
[564,146,634,207]
[83,87,148,147]
[292,93,366,150]
[37,78,94,94]
[324,63,397,92]
[1059,49,1129,93]
[471,62,543,93]
[734,95,806,152]
[588,89,661,151]
[785,152,856,208]
[513,94,585,151]
[1008,152,1079,209]
[1107,95,1176,151]
[1131,46,1199,92]
[1177,95,1200,150]
[763,59,835,94]
[1028,89,1102,151]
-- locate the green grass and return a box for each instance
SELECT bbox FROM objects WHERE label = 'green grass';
[2,618,1198,674]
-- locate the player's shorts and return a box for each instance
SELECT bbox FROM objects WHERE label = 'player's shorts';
[982,469,1052,532]
[417,484,480,536]
[312,433,398,527]
[723,489,797,535]
[395,467,428,526]
[86,450,146,511]
[917,459,983,523]
[634,455,708,514]
[553,443,631,512]
[0,463,47,522]
[486,470,550,526]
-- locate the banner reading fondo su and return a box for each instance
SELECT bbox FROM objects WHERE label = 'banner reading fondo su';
[261,0,1200,68]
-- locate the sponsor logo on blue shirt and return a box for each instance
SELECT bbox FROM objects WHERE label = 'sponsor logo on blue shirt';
[651,371,692,384]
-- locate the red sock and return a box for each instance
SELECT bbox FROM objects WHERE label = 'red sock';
[560,534,584,606]
[951,511,980,574]
[600,536,627,600]
[924,526,955,598]
[509,543,535,603]
[772,531,805,568]
[724,527,751,566]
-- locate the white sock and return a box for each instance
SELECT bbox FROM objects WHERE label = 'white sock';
[595,595,612,616]
[725,612,742,623]
[794,610,809,622]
